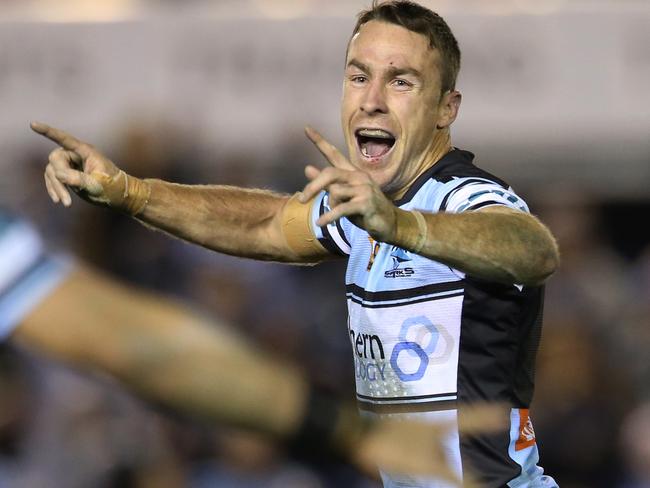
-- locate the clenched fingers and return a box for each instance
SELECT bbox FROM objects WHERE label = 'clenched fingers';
[55,168,104,196]
[48,147,82,172]
[299,165,365,203]
[43,173,61,204]
[44,148,84,206]
[44,147,107,206]
[44,164,72,206]
[327,183,359,208]
[316,200,365,227]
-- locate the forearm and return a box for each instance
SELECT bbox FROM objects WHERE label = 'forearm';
[116,302,309,437]
[15,267,308,437]
[137,179,294,262]
[392,207,559,286]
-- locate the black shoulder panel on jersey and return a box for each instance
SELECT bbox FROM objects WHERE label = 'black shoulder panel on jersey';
[393,149,510,206]
[433,149,510,187]
[456,276,545,486]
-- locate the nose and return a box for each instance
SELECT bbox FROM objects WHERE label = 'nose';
[360,81,388,115]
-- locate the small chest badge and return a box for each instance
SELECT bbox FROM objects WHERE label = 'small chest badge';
[366,237,381,271]
[384,246,415,278]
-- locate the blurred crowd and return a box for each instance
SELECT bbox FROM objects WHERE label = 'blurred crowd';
[1,120,648,488]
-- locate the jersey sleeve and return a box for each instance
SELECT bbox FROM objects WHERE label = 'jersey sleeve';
[438,177,529,214]
[308,191,353,256]
[0,214,73,340]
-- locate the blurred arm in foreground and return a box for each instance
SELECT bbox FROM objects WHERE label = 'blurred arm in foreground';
[1,212,499,486]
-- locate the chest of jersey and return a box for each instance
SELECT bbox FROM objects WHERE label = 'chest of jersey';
[344,227,465,406]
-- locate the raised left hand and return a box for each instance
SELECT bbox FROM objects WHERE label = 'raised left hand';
[299,126,397,242]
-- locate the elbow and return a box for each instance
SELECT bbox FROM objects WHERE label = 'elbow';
[519,235,560,287]
[532,247,560,285]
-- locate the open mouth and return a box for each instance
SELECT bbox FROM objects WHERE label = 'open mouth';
[355,128,396,160]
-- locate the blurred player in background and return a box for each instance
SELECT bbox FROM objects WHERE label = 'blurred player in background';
[0,209,497,486]
[33,1,559,486]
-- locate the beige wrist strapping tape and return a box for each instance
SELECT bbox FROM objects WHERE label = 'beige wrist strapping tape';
[394,209,428,253]
[121,171,151,216]
[90,170,151,216]
[281,193,328,259]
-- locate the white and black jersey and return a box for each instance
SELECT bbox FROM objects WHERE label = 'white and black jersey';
[310,149,558,488]
[0,211,72,340]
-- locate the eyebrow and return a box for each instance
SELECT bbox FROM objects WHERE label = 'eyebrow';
[346,58,371,73]
[346,58,423,80]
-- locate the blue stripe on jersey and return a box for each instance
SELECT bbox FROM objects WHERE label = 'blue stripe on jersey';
[434,178,529,215]
[439,178,497,211]
[0,255,72,340]
[0,212,72,339]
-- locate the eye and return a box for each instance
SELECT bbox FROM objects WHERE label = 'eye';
[350,75,368,85]
[391,78,413,90]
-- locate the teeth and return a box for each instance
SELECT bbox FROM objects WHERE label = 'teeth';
[357,128,393,139]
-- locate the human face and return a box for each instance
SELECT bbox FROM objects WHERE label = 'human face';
[341,20,458,197]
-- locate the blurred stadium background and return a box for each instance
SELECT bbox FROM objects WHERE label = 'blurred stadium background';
[1,0,649,487]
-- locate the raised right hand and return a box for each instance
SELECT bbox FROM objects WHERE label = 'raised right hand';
[31,122,149,215]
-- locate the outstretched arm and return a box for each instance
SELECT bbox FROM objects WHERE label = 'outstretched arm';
[9,263,499,485]
[300,128,559,286]
[12,265,307,436]
[394,205,558,285]
[31,122,330,264]
[140,182,295,262]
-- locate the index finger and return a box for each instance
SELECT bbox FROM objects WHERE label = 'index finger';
[30,122,92,159]
[305,126,356,171]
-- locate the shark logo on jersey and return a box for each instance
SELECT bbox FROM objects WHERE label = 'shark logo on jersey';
[384,246,414,278]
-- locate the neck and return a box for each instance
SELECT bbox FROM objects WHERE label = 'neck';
[390,128,452,201]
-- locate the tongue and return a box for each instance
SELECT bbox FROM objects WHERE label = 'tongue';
[362,140,391,158]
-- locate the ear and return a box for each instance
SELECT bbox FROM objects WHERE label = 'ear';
[436,90,462,129]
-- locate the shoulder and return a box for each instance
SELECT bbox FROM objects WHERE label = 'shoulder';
[397,150,529,214]
[432,149,510,188]
[395,149,510,207]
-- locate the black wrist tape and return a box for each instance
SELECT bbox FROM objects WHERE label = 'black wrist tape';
[288,387,343,459]
[288,386,376,463]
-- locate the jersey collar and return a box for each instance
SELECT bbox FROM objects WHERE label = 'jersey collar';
[392,149,476,206]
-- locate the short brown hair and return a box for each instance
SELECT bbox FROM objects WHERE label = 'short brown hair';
[352,0,461,93]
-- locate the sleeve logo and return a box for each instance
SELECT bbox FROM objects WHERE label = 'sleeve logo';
[515,409,537,451]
